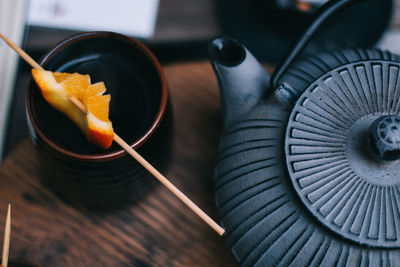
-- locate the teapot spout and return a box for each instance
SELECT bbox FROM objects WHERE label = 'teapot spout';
[208,37,270,128]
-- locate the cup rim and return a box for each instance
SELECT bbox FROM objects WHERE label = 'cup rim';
[26,31,169,161]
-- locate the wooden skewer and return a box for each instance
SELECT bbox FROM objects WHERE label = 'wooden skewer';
[0,34,42,70]
[112,134,225,235]
[71,97,225,235]
[0,34,225,236]
[1,204,11,267]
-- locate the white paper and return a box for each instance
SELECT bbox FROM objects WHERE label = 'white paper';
[28,0,159,38]
[0,0,28,161]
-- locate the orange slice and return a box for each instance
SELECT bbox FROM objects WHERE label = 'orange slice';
[83,82,106,105]
[86,94,113,148]
[31,69,114,149]
[61,73,90,99]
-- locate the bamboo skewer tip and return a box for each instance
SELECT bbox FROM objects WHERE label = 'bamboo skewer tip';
[1,204,11,267]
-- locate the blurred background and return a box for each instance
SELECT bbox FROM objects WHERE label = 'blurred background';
[0,0,399,161]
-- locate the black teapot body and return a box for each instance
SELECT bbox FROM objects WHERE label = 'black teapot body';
[209,0,400,266]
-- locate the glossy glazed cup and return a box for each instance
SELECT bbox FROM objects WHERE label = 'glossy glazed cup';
[26,32,172,209]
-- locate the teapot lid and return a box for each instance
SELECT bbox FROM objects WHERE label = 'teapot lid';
[284,52,400,247]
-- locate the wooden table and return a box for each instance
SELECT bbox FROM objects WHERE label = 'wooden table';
[0,61,238,266]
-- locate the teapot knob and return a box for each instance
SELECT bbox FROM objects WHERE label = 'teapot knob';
[368,115,400,161]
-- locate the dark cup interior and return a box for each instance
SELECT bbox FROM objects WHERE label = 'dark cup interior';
[28,32,166,157]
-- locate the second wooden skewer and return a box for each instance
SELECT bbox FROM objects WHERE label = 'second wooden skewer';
[1,204,11,267]
[0,33,225,236]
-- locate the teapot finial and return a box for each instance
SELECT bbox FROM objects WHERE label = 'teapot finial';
[208,36,271,128]
[368,115,400,161]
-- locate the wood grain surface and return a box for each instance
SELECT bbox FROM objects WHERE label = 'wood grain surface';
[0,62,238,267]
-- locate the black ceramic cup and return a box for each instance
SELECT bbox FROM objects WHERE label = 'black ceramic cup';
[26,32,172,209]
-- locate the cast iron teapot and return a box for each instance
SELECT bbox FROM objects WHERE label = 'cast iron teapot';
[209,0,400,266]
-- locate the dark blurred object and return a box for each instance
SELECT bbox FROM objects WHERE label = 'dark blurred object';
[272,0,326,11]
[217,0,393,63]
